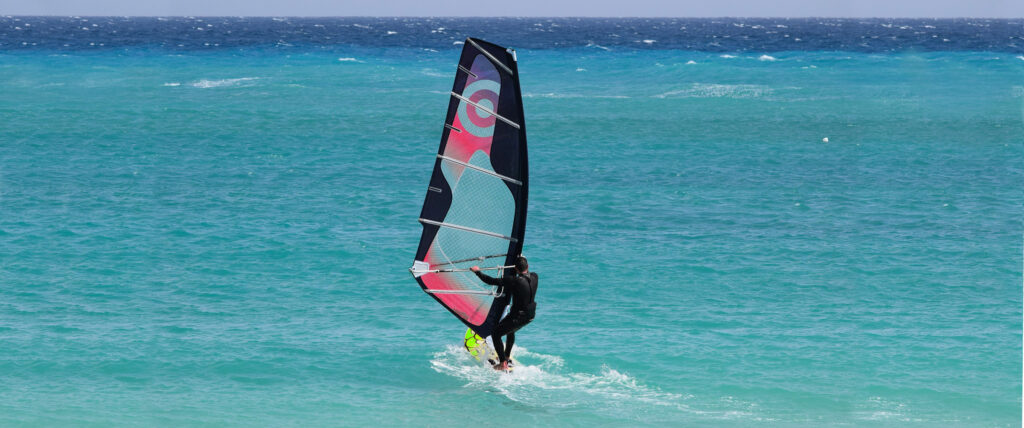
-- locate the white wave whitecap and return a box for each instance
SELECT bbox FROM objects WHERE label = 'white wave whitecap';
[654,83,772,99]
[524,92,629,99]
[419,68,447,78]
[190,77,258,88]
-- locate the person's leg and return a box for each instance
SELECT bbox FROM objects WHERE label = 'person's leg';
[503,317,532,367]
[490,317,515,369]
[504,332,515,363]
[491,334,505,366]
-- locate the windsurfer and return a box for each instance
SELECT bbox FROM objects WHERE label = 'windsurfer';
[471,256,537,371]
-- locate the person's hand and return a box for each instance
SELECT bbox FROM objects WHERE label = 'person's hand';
[470,266,480,272]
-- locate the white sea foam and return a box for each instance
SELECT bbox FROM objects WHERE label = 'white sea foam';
[654,83,772,99]
[337,57,363,63]
[163,82,181,87]
[720,54,736,58]
[420,68,446,78]
[430,345,692,415]
[686,60,697,65]
[524,92,629,99]
[642,39,656,44]
[854,396,918,422]
[758,54,777,61]
[1016,56,1024,61]
[190,77,258,88]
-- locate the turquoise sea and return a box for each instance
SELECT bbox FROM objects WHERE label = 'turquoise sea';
[1,17,1022,426]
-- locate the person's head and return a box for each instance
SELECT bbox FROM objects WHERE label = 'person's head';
[515,255,529,273]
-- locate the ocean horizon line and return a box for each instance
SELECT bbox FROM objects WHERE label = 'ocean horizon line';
[4,15,1024,19]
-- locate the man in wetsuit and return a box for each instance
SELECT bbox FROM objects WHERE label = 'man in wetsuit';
[470,255,537,371]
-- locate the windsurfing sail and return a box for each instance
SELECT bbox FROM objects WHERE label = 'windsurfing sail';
[409,38,528,338]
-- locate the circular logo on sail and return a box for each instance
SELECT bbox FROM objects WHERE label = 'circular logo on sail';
[457,79,500,137]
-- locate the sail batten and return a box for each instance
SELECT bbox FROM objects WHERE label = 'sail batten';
[418,218,518,242]
[411,38,528,338]
[450,92,521,129]
[437,155,523,185]
[457,65,478,78]
[465,38,514,75]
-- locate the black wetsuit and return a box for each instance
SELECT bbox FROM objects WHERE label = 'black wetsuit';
[474,270,538,364]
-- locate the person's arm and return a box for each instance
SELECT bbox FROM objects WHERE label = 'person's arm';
[470,266,501,286]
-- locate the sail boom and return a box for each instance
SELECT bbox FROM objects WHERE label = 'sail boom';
[435,253,507,266]
[410,260,512,278]
[425,289,501,296]
[425,265,512,274]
